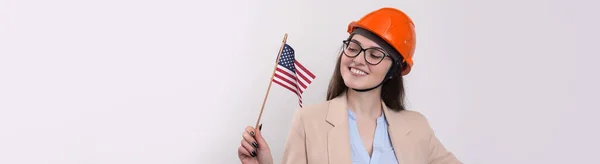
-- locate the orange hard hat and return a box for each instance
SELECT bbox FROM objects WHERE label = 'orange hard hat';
[347,7,416,76]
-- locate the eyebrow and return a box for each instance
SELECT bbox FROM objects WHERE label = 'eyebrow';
[351,39,385,51]
[350,39,361,45]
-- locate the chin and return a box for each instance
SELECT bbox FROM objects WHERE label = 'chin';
[342,74,372,90]
[344,82,365,90]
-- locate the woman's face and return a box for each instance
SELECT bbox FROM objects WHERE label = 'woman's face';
[340,34,394,90]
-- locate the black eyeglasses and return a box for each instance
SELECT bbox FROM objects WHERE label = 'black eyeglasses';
[342,40,392,65]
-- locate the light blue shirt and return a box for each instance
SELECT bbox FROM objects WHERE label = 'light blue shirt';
[348,109,399,164]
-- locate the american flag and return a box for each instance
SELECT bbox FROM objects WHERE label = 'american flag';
[273,44,316,107]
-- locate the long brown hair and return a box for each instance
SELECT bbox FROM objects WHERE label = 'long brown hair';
[325,48,407,112]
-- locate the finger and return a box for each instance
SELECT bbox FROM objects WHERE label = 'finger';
[241,139,256,157]
[254,124,269,148]
[238,145,251,157]
[244,126,256,137]
[242,129,259,149]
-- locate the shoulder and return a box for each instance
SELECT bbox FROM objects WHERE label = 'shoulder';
[285,100,333,137]
[399,109,428,122]
[290,100,331,123]
[397,109,435,132]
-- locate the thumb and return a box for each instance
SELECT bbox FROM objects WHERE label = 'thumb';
[254,124,269,149]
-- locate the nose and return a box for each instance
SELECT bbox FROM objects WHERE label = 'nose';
[352,50,367,65]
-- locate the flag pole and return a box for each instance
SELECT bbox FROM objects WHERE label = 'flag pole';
[255,33,288,129]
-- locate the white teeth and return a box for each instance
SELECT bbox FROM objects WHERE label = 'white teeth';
[350,68,366,75]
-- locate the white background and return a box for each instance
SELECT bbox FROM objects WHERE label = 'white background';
[1,0,598,163]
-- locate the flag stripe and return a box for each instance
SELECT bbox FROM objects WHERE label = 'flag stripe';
[273,76,303,107]
[295,65,312,89]
[275,67,298,84]
[275,67,304,94]
[295,61,315,88]
[296,67,315,83]
[274,74,299,94]
[273,78,300,97]
[295,61,316,79]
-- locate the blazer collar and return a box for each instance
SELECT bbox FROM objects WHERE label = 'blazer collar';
[324,92,352,164]
[324,91,414,164]
[325,92,412,135]
[381,97,414,164]
[325,92,348,127]
[381,101,413,135]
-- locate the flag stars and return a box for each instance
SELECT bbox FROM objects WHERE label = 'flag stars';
[279,46,297,72]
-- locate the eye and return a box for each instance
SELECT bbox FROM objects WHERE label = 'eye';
[370,54,383,59]
[346,43,361,52]
[368,49,385,58]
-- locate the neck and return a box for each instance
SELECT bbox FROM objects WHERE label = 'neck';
[346,88,383,119]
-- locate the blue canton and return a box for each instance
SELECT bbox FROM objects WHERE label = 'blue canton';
[278,44,296,72]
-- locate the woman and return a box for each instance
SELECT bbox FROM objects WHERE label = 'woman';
[238,7,462,164]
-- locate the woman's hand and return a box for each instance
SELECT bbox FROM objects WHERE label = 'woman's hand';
[238,124,273,164]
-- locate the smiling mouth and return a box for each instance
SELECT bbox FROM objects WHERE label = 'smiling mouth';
[349,67,368,76]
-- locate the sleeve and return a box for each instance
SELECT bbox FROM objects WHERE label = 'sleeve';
[281,109,307,164]
[419,113,463,164]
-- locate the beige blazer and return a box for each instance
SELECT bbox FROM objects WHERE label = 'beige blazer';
[281,92,462,164]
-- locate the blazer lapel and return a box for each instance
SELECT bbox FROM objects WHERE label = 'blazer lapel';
[325,93,352,164]
[382,102,414,164]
